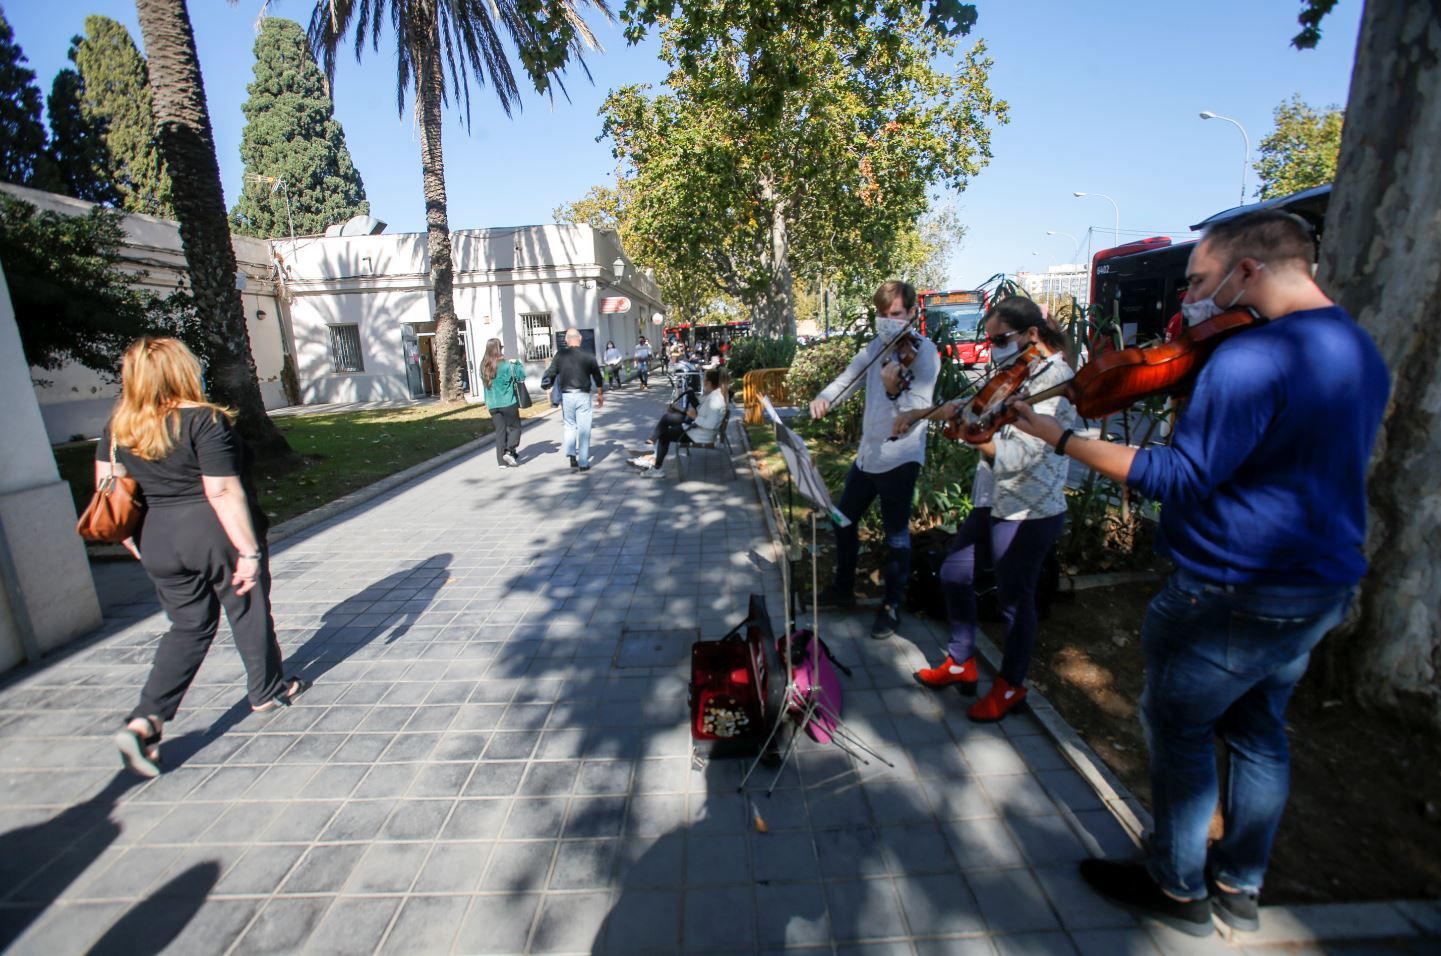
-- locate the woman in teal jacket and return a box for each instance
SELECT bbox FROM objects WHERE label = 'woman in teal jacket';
[480,338,525,467]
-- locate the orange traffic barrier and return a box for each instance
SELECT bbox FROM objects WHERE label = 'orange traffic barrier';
[743,368,792,425]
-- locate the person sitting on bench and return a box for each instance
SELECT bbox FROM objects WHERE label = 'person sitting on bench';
[628,367,731,478]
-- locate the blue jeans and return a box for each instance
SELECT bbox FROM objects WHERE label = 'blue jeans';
[561,391,593,466]
[1140,570,1355,899]
[833,462,919,607]
[940,507,1064,684]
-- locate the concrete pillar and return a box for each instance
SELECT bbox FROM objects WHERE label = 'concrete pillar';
[0,264,102,670]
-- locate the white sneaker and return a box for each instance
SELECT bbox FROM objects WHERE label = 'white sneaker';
[502,452,519,467]
[628,456,654,469]
[642,467,665,478]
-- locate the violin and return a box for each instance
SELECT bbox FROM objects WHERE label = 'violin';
[882,333,920,393]
[945,308,1264,444]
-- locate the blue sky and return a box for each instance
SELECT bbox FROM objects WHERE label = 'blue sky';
[9,1,1361,290]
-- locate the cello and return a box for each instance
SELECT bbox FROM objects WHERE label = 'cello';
[944,308,1264,444]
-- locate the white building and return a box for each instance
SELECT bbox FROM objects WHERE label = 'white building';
[4,182,293,443]
[280,224,666,403]
[1017,264,1090,308]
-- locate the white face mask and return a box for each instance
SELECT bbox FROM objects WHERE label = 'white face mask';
[1181,262,1261,327]
[877,316,912,342]
[989,340,1020,366]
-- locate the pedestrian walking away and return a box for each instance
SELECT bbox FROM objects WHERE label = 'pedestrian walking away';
[542,327,605,471]
[808,280,940,641]
[898,297,1074,721]
[1011,210,1391,937]
[480,337,525,467]
[99,338,307,778]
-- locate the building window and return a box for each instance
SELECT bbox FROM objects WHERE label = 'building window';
[522,312,553,361]
[328,324,364,372]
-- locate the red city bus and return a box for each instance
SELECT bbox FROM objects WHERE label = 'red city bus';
[919,289,990,366]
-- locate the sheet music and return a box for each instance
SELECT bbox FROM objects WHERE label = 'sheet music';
[760,397,852,528]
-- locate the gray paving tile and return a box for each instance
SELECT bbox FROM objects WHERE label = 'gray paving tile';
[1033,864,1136,930]
[408,762,474,797]
[756,880,831,949]
[411,842,491,893]
[824,878,909,941]
[878,821,959,876]
[614,836,684,888]
[500,797,569,840]
[1035,768,1106,812]
[343,842,430,893]
[378,895,466,955]
[551,839,620,889]
[233,897,331,954]
[967,868,1063,933]
[1071,809,1141,859]
[684,831,750,885]
[894,871,985,936]
[1070,927,1164,955]
[530,891,611,954]
[261,801,343,841]
[214,843,306,894]
[282,844,365,893]
[483,841,556,893]
[321,799,397,842]
[5,902,125,956]
[943,816,1026,870]
[979,772,1059,817]
[596,887,682,953]
[380,799,454,840]
[751,829,822,883]
[1007,814,1091,866]
[683,884,755,951]
[441,798,511,840]
[575,759,633,795]
[912,939,998,956]
[303,896,402,955]
[814,826,890,880]
[463,761,527,796]
[991,931,1081,955]
[564,795,628,838]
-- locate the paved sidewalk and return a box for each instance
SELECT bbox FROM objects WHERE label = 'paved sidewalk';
[0,388,1435,955]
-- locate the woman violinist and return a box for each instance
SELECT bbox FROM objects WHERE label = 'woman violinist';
[894,297,1074,721]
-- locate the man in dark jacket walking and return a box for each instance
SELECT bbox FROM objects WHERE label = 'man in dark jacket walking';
[543,328,605,471]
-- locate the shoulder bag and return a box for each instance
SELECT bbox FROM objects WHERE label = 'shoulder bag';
[513,362,533,409]
[76,438,146,543]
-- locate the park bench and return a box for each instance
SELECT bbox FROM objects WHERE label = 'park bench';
[679,402,735,481]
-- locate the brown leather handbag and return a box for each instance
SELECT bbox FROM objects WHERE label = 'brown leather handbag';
[76,438,145,543]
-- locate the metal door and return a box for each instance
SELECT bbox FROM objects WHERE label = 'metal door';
[401,324,425,397]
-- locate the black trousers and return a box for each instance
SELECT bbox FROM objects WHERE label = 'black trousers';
[650,410,692,467]
[131,503,285,722]
[492,403,521,462]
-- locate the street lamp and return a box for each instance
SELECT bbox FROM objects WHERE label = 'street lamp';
[1046,229,1081,262]
[1199,111,1251,206]
[1073,192,1119,248]
[612,256,626,282]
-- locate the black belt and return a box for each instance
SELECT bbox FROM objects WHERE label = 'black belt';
[562,388,590,393]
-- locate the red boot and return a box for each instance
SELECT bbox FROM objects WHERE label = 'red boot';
[968,676,1028,722]
[913,655,978,695]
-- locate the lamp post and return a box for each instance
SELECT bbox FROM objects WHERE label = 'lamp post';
[1046,229,1081,263]
[1199,111,1250,206]
[1073,192,1119,248]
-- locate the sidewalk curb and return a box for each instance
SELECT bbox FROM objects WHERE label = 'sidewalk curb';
[736,419,1439,949]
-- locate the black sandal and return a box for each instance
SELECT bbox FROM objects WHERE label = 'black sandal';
[253,677,311,713]
[114,716,163,778]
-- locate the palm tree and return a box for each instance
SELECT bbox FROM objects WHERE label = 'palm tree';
[309,0,608,403]
[133,0,293,459]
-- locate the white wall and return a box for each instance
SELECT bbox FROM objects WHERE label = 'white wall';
[0,264,101,671]
[284,224,667,404]
[2,183,295,441]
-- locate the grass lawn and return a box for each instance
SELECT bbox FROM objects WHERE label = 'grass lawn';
[54,402,552,529]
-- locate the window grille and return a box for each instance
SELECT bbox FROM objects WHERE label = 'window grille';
[328,324,364,372]
[522,312,553,361]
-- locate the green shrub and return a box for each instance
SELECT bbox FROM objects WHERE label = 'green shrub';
[726,335,798,379]
[785,334,868,442]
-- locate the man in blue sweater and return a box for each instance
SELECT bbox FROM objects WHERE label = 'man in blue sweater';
[1013,210,1390,937]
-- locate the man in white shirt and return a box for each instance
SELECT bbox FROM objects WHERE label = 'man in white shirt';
[810,281,940,639]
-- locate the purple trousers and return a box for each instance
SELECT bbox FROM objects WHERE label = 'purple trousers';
[939,507,1064,686]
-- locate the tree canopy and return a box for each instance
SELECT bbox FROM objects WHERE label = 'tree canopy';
[0,9,58,190]
[70,15,173,217]
[231,17,368,238]
[1253,94,1343,200]
[601,7,1004,335]
[46,67,122,204]
[0,193,195,379]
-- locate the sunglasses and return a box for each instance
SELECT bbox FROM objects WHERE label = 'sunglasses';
[988,330,1024,347]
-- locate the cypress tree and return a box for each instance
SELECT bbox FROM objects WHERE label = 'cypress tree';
[231,17,367,238]
[0,9,59,189]
[71,15,174,217]
[47,67,122,203]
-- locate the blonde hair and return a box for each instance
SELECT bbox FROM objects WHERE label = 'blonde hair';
[109,337,234,461]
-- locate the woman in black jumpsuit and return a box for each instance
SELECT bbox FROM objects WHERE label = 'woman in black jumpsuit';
[99,338,306,777]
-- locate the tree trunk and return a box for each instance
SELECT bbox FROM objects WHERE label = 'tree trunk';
[1315,1,1441,731]
[134,0,293,460]
[756,175,796,338]
[416,31,463,404]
